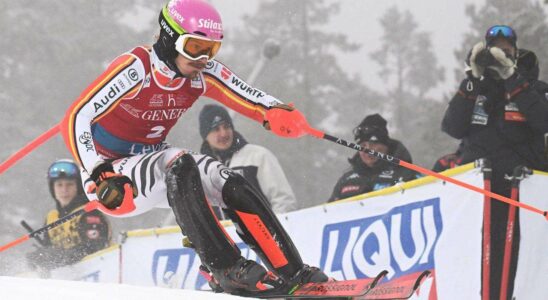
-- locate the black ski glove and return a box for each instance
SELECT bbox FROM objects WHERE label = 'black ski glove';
[90,162,137,209]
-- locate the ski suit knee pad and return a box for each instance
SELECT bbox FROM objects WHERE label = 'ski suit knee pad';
[221,172,303,280]
[166,153,240,269]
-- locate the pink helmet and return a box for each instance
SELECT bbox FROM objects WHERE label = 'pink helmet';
[161,0,223,41]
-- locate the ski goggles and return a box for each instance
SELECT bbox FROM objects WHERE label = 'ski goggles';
[175,34,222,61]
[485,25,516,44]
[48,161,79,179]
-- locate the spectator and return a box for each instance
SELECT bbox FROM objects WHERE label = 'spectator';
[199,104,297,216]
[26,159,111,275]
[442,25,548,299]
[328,114,419,202]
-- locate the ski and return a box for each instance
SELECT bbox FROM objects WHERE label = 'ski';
[358,270,431,300]
[239,270,388,299]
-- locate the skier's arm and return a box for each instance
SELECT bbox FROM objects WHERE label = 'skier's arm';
[60,53,145,174]
[202,60,284,124]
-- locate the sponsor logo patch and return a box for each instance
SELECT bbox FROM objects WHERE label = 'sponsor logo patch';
[191,76,203,89]
[221,67,232,80]
[341,185,360,194]
[79,132,94,152]
[230,77,266,98]
[149,95,164,107]
[198,18,222,31]
[160,19,175,37]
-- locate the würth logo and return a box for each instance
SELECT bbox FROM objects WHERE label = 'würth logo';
[221,67,232,80]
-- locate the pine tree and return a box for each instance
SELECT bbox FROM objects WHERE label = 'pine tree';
[370,6,453,167]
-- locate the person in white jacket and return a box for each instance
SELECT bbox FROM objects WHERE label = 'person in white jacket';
[199,104,297,216]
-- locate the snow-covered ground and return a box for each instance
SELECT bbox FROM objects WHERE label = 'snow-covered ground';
[0,276,256,300]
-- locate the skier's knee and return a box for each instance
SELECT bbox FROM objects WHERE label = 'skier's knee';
[222,172,271,211]
[166,153,241,269]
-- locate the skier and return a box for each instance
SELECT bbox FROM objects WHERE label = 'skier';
[60,0,328,295]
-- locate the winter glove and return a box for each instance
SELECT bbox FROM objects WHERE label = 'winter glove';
[264,104,311,138]
[90,161,137,209]
[486,47,516,80]
[263,103,295,130]
[467,42,487,79]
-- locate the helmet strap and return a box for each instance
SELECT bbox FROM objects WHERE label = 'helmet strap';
[154,9,184,77]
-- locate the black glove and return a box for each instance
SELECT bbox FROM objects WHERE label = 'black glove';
[90,162,137,209]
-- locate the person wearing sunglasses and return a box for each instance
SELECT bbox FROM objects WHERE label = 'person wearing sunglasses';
[26,159,111,276]
[328,114,419,203]
[59,0,327,295]
[442,25,548,299]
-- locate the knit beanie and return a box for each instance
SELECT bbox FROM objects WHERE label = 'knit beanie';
[199,104,233,139]
[353,113,389,144]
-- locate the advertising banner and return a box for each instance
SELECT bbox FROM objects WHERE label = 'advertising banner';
[513,171,548,299]
[285,167,484,300]
[57,166,493,299]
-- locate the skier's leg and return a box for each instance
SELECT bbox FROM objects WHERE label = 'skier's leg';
[220,171,329,286]
[166,152,273,293]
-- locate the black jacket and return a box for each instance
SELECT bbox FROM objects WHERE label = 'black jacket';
[442,49,548,174]
[328,139,419,202]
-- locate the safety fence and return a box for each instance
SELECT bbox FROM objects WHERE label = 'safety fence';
[48,164,548,300]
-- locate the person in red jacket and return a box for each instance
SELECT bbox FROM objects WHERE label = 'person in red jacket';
[60,0,327,295]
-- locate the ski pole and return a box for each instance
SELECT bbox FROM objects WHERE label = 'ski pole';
[20,220,47,247]
[499,166,530,300]
[265,108,548,220]
[0,124,60,175]
[0,203,95,253]
[481,160,492,300]
[0,185,135,253]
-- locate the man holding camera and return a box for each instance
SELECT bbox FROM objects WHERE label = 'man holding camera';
[442,25,548,299]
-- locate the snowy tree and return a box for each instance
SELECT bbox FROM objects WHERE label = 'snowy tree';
[370,6,453,167]
[205,0,383,206]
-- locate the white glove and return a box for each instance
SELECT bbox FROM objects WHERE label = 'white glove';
[487,47,516,80]
[467,42,486,78]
